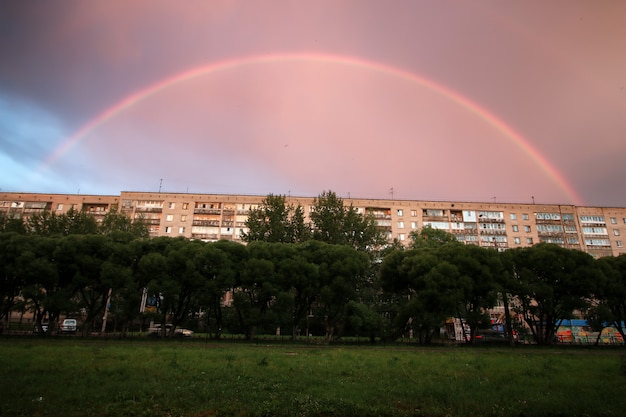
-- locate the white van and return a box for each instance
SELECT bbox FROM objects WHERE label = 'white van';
[60,319,77,333]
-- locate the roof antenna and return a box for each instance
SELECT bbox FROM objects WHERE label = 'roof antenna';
[159,179,163,193]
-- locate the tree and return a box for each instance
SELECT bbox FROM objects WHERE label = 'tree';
[99,209,149,238]
[100,233,143,334]
[310,191,385,252]
[64,234,112,334]
[0,233,30,325]
[138,237,207,338]
[19,236,74,334]
[593,255,626,343]
[304,241,369,341]
[27,208,98,236]
[509,244,597,345]
[409,226,460,249]
[194,240,242,339]
[439,244,499,344]
[0,213,27,234]
[241,194,310,243]
[234,241,286,339]
[380,247,460,343]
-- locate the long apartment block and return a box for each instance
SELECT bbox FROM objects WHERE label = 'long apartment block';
[2,191,626,258]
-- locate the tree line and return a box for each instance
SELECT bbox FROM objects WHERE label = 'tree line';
[1,191,625,345]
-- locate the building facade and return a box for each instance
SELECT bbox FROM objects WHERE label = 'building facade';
[2,191,626,258]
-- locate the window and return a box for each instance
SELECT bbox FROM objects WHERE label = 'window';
[397,221,404,229]
[423,221,449,229]
[178,227,185,234]
[611,217,617,224]
[580,215,605,223]
[168,202,175,209]
[512,225,519,232]
[180,215,187,222]
[582,227,608,235]
[614,229,620,236]
[585,239,611,246]
[411,210,417,217]
[56,203,64,211]
[514,237,521,245]
[618,241,623,248]
[510,213,517,220]
[537,224,563,233]
[536,213,561,220]
[166,214,174,221]
[526,237,533,244]
[411,222,418,229]
[399,233,405,241]
[524,225,531,233]
[397,209,403,216]
[182,203,189,210]
[522,213,529,220]
[165,226,172,234]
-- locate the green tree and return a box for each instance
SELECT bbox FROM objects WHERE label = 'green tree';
[593,255,626,343]
[380,247,460,343]
[63,234,113,334]
[509,244,597,345]
[234,241,285,339]
[241,194,310,243]
[194,240,243,339]
[138,237,207,337]
[19,235,76,334]
[0,213,27,234]
[0,233,30,325]
[439,244,499,344]
[409,226,460,249]
[27,208,98,236]
[310,191,385,252]
[304,241,369,341]
[99,209,149,238]
[100,233,144,334]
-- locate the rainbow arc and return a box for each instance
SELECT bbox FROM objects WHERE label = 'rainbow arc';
[40,52,583,205]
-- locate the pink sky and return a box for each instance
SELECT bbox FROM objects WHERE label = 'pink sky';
[2,1,625,206]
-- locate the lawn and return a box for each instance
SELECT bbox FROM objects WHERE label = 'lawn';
[0,338,624,417]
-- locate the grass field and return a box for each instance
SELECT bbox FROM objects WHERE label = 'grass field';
[0,337,624,417]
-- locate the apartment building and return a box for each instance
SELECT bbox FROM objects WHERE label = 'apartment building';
[2,191,626,257]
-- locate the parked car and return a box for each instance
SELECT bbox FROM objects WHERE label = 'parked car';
[474,329,513,343]
[33,322,49,334]
[148,324,194,338]
[60,319,77,334]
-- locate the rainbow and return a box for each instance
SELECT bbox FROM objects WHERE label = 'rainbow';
[42,52,584,205]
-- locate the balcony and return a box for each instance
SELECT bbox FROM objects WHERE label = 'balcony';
[194,208,221,214]
[193,220,220,227]
[192,233,219,240]
[135,207,163,213]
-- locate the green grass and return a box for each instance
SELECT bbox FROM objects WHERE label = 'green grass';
[0,338,624,417]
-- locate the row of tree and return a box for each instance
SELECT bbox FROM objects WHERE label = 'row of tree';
[1,192,625,345]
